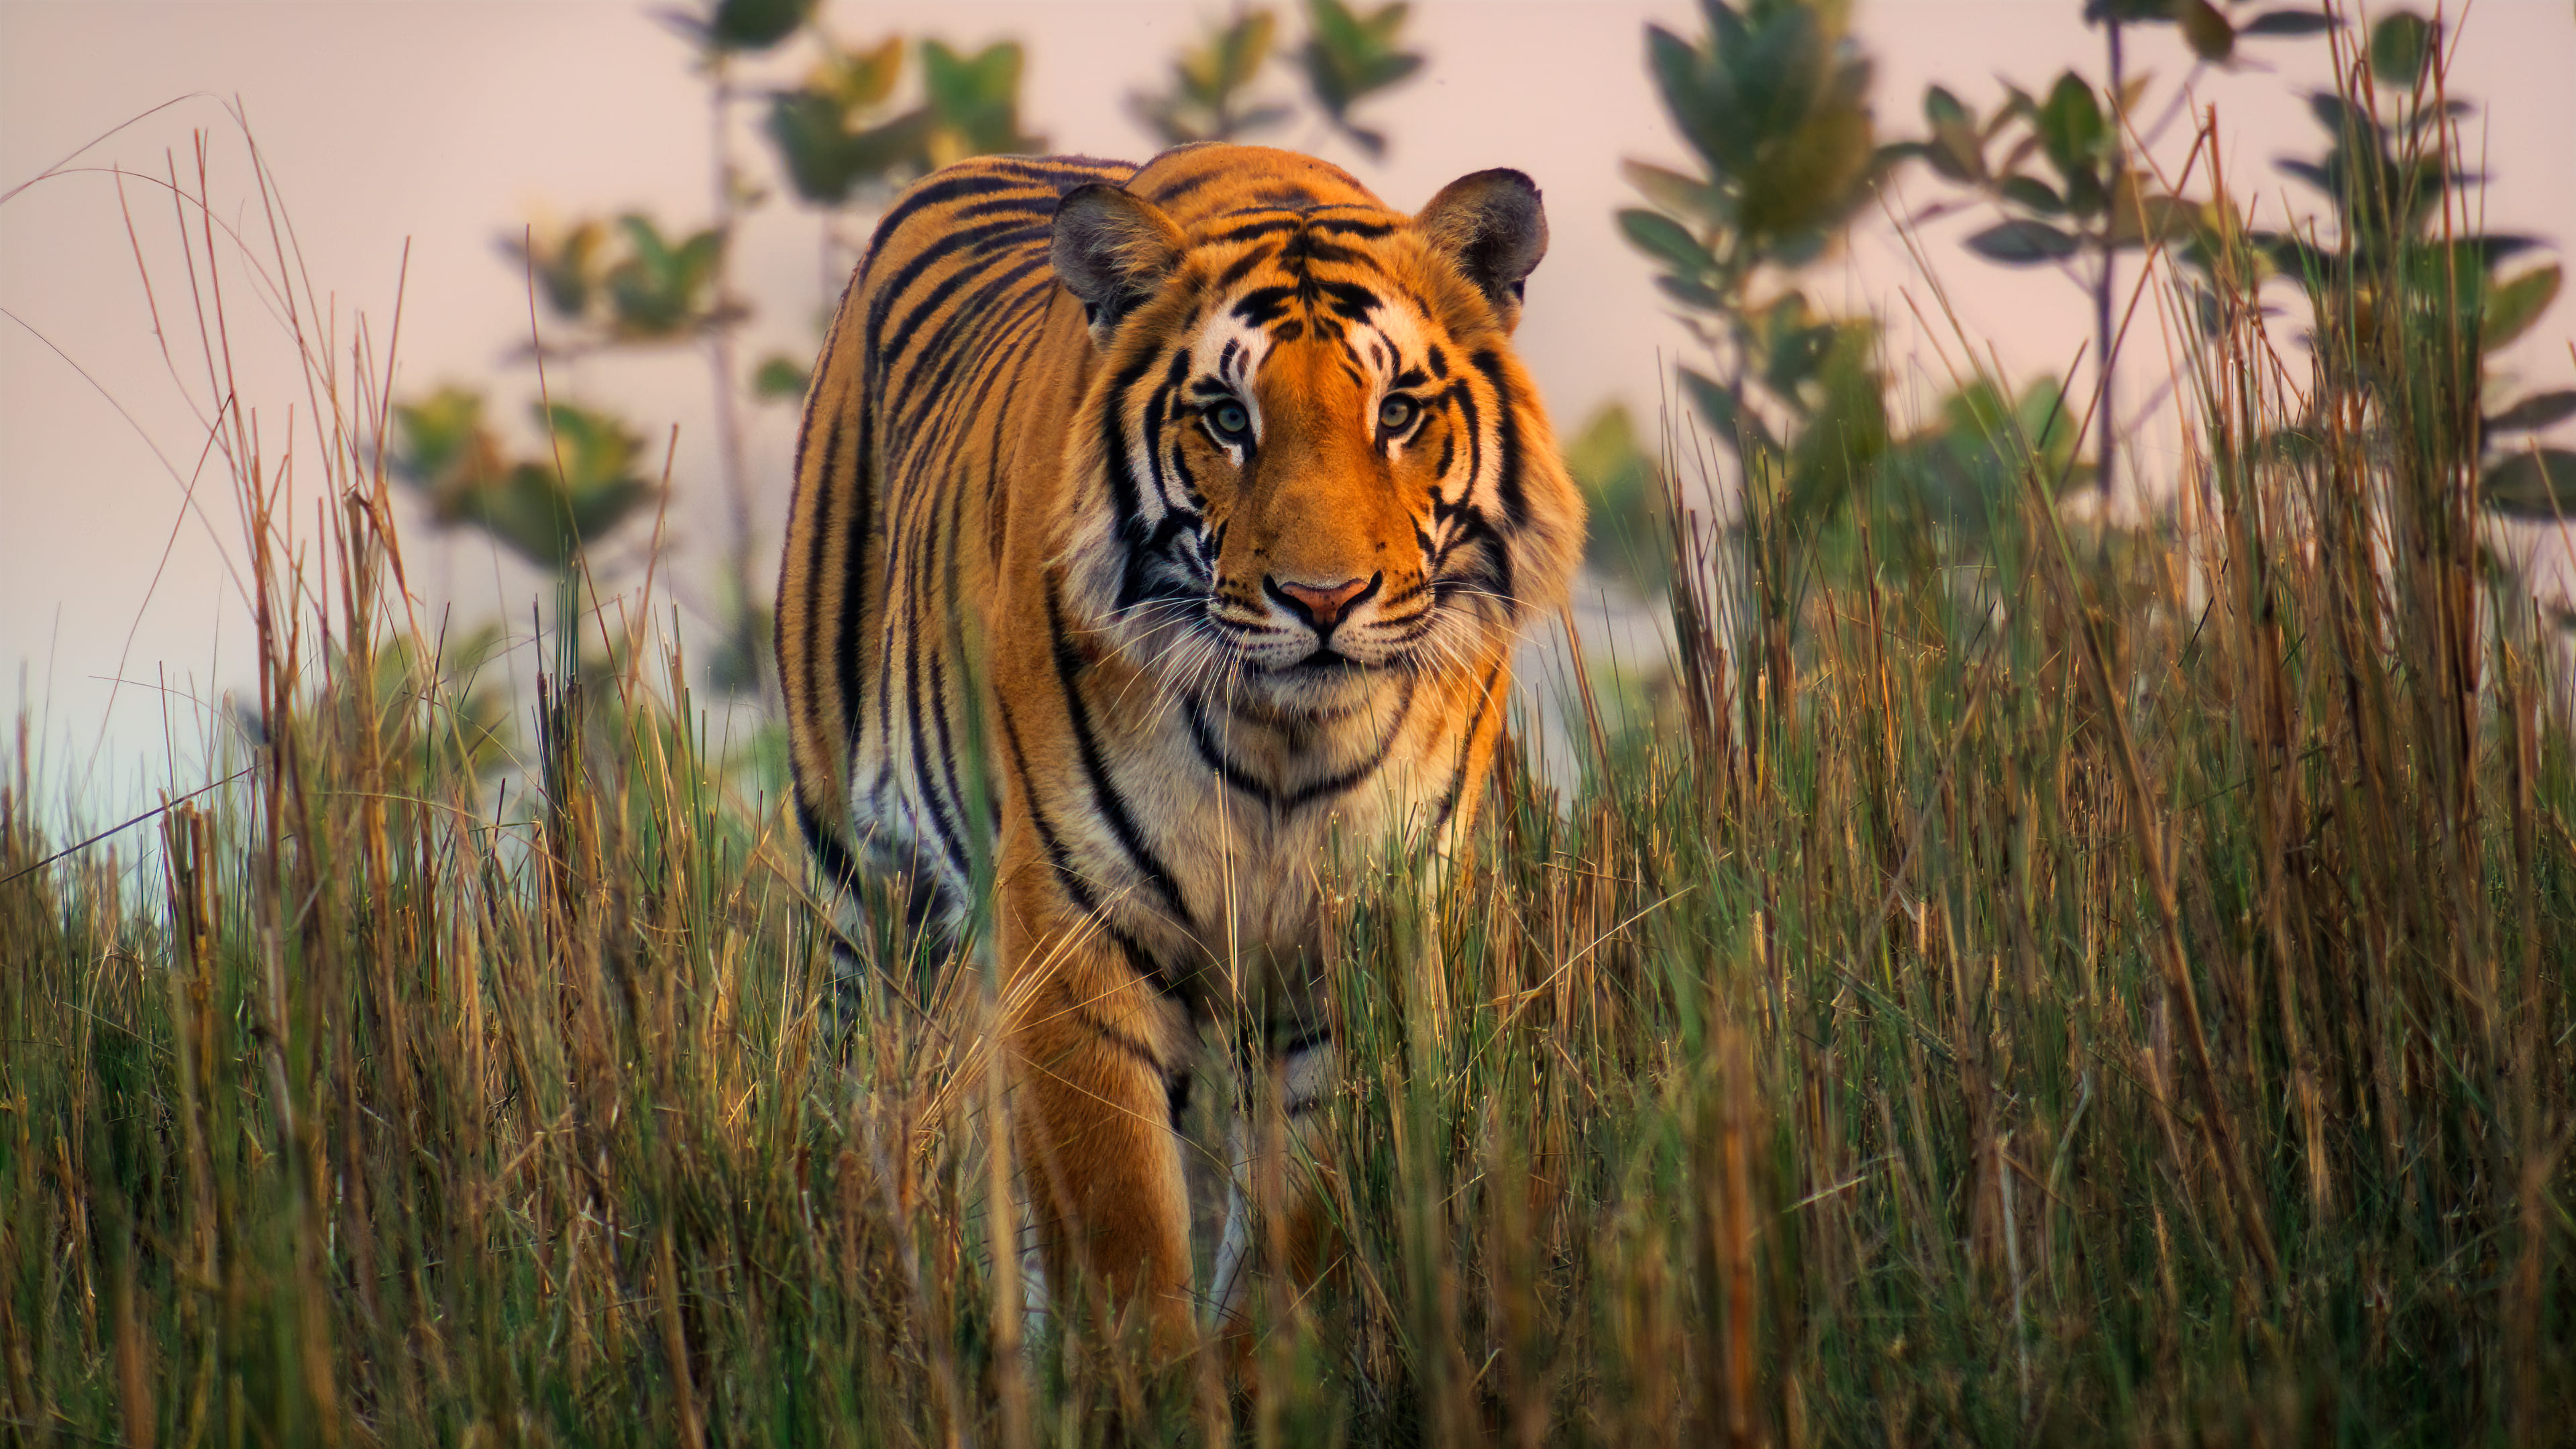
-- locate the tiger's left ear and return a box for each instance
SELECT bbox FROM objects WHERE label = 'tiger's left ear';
[1053,182,1189,348]
[1415,169,1548,332]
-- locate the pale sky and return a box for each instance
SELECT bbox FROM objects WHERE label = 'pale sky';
[5,0,2573,817]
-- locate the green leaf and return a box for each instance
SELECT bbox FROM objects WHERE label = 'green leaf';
[1919,85,1984,182]
[604,215,723,338]
[1998,175,2065,216]
[1966,219,2080,264]
[1619,209,1717,277]
[2107,182,2202,250]
[392,392,659,572]
[753,355,813,402]
[1784,321,1890,526]
[1739,98,1879,242]
[2239,10,2339,38]
[2370,10,2435,89]
[1297,0,1425,157]
[2037,72,2107,185]
[2178,0,2235,63]
[813,34,904,109]
[766,91,863,203]
[2487,390,2576,435]
[2255,231,2332,283]
[1647,25,1744,176]
[1680,368,1740,448]
[920,40,1045,164]
[2482,449,2576,519]
[1130,9,1286,144]
[2275,158,2333,199]
[2306,91,2369,141]
[1654,274,1729,310]
[505,221,606,323]
[388,386,498,496]
[701,0,814,52]
[1623,160,1725,223]
[1563,402,1670,595]
[2483,264,2561,350]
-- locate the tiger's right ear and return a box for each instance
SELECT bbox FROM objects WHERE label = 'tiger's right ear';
[1052,183,1189,347]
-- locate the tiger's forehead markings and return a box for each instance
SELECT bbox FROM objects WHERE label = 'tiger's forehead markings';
[1181,207,1447,411]
[1187,315,1272,407]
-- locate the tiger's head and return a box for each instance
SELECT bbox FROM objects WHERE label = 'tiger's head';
[1049,154,1584,716]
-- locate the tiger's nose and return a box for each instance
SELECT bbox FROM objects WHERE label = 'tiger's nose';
[1267,573,1378,633]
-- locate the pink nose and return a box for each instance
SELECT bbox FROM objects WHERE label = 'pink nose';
[1272,575,1371,631]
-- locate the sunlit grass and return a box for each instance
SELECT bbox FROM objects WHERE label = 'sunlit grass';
[5,60,2573,1449]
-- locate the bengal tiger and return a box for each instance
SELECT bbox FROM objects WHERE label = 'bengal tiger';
[775,142,1582,1355]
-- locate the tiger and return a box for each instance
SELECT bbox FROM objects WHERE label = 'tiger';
[775,142,1582,1356]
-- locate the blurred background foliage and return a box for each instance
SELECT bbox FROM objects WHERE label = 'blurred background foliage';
[390,389,662,578]
[372,0,2573,816]
[1611,0,2567,684]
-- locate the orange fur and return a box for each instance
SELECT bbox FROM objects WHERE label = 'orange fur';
[776,144,1581,1355]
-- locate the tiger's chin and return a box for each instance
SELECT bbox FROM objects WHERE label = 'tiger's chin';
[1198,651,1380,716]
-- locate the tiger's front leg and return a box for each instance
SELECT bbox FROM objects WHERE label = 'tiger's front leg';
[1212,1018,1345,1373]
[1000,893,1199,1360]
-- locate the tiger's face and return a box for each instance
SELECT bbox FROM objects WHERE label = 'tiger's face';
[1051,169,1582,716]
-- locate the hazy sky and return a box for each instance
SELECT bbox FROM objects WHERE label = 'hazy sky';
[5,0,2573,815]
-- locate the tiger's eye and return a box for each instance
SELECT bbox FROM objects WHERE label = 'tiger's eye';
[1208,400,1252,442]
[1378,394,1419,433]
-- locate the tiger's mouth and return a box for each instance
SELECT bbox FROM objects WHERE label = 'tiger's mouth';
[1287,646,1361,673]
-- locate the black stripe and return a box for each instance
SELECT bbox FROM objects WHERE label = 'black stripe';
[1277,1023,1332,1055]
[839,216,1051,782]
[1184,694,1277,807]
[983,369,1025,568]
[1043,578,1195,927]
[1097,347,1165,555]
[1468,350,1530,528]
[794,793,867,896]
[934,470,975,839]
[1212,216,1300,244]
[877,226,1051,376]
[869,173,1044,258]
[1067,992,1165,1072]
[949,192,1067,225]
[1215,245,1276,290]
[885,260,1053,428]
[802,370,852,736]
[994,700,1189,999]
[1140,162,1223,207]
[902,468,971,883]
[1430,661,1507,837]
[1232,286,1297,327]
[901,494,970,881]
[1283,670,1418,809]
[1435,506,1517,616]
[890,283,1049,495]
[1450,380,1485,499]
[1138,351,1187,514]
[1317,278,1381,319]
[1165,436,1203,511]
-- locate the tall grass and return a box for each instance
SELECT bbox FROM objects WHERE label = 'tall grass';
[5,74,2571,1449]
